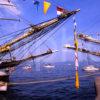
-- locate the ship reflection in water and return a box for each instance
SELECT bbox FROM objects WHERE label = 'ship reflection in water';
[0,62,99,100]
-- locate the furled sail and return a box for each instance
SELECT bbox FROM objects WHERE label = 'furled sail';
[78,34,100,44]
[65,45,100,57]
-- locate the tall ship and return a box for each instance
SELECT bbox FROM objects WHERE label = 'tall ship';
[0,0,80,91]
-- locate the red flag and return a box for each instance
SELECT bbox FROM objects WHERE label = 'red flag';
[57,6,69,15]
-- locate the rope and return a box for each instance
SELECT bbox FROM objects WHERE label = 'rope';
[11,0,33,26]
[32,17,72,52]
[80,13,100,33]
[15,16,71,59]
[0,26,30,39]
[16,31,47,59]
[8,72,100,85]
[17,18,67,58]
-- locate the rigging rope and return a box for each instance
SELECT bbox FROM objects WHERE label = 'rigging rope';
[15,30,49,59]
[0,26,31,39]
[15,15,33,26]
[19,18,69,59]
[32,16,72,52]
[80,13,100,33]
[0,31,25,46]
[10,0,33,26]
[9,16,72,59]
[8,72,100,85]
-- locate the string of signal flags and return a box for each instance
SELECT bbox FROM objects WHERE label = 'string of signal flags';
[3,0,65,15]
[0,0,68,16]
[32,0,69,15]
[33,0,80,89]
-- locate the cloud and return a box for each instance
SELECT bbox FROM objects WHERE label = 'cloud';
[0,0,21,15]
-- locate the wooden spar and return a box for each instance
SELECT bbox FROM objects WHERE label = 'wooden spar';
[21,49,53,62]
[73,17,80,89]
[0,49,53,69]
[78,34,100,44]
[0,18,20,21]
[65,46,100,57]
[0,9,80,54]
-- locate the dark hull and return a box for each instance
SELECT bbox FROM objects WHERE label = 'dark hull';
[0,61,20,69]
[0,75,9,82]
[0,49,53,69]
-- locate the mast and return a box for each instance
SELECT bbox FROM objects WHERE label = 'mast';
[73,16,80,89]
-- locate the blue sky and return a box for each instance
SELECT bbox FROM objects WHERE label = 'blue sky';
[0,0,100,62]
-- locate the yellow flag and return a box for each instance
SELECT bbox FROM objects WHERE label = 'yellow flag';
[43,1,51,14]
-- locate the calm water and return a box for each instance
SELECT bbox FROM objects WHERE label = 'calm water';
[0,62,99,100]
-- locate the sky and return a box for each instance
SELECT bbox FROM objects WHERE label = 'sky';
[0,0,100,62]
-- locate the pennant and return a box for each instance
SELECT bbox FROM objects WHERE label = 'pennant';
[73,17,77,31]
[43,1,51,14]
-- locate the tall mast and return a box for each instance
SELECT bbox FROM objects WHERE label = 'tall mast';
[73,16,80,89]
